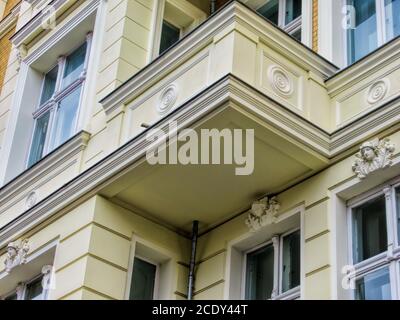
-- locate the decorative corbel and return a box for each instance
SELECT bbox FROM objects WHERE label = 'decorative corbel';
[245,196,281,232]
[4,239,30,273]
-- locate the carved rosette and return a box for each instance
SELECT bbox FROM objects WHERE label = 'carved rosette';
[157,84,179,115]
[367,79,390,104]
[352,138,395,179]
[245,197,281,232]
[26,190,38,209]
[268,66,293,97]
[4,239,31,273]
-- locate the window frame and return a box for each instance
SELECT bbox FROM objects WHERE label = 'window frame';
[344,0,400,65]
[347,180,400,300]
[2,274,45,301]
[26,33,93,168]
[241,228,301,300]
[244,0,303,39]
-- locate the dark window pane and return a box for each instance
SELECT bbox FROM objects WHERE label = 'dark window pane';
[291,28,302,41]
[4,293,18,300]
[257,0,279,25]
[347,0,378,64]
[285,0,302,25]
[62,43,87,89]
[159,20,180,54]
[352,196,387,263]
[245,244,274,300]
[26,278,43,300]
[129,258,157,300]
[40,66,58,105]
[356,268,391,300]
[28,111,51,167]
[282,230,300,292]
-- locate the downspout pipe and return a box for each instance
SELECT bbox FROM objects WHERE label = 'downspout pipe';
[210,0,217,14]
[187,220,199,300]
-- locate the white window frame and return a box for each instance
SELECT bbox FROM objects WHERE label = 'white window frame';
[241,228,301,300]
[344,0,399,65]
[150,0,207,60]
[347,178,400,300]
[26,33,93,168]
[2,274,46,300]
[243,0,303,38]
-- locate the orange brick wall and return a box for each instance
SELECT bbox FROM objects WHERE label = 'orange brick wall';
[2,0,19,18]
[0,25,15,96]
[312,0,318,52]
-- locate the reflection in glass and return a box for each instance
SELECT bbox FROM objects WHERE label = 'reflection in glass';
[385,0,400,41]
[356,268,391,300]
[282,230,300,292]
[28,111,51,167]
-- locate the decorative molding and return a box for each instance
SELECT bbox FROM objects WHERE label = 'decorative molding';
[25,190,39,209]
[41,265,54,291]
[352,138,395,179]
[245,197,281,231]
[0,131,90,211]
[4,239,30,273]
[268,65,293,97]
[100,1,337,113]
[366,79,390,105]
[157,84,179,115]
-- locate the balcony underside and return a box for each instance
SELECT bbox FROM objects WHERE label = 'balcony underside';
[100,80,330,234]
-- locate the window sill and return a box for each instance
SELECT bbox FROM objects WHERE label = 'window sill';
[0,130,90,210]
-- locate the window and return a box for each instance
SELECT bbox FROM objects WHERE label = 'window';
[244,229,300,300]
[129,257,158,300]
[347,0,400,64]
[245,0,303,40]
[27,36,92,167]
[3,275,45,300]
[349,183,400,300]
[153,0,207,58]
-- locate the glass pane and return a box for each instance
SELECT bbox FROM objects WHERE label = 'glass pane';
[62,43,87,89]
[256,0,279,25]
[356,267,391,300]
[159,20,181,54]
[282,230,300,292]
[129,258,156,300]
[347,0,378,64]
[385,0,400,40]
[245,244,274,300]
[352,196,387,264]
[28,111,51,167]
[4,293,18,300]
[40,66,58,105]
[285,0,302,25]
[50,86,82,150]
[26,278,43,300]
[396,187,400,245]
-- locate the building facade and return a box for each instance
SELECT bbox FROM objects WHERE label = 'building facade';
[0,0,400,300]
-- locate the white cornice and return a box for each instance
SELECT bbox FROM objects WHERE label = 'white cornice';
[2,75,400,247]
[11,0,95,48]
[326,37,400,97]
[100,1,338,115]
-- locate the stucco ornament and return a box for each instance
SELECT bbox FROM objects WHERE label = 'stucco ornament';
[367,79,389,104]
[26,190,38,209]
[245,197,281,231]
[352,138,395,179]
[157,84,179,115]
[4,239,30,273]
[268,65,293,97]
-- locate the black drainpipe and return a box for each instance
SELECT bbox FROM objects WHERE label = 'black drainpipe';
[187,220,199,300]
[210,0,217,14]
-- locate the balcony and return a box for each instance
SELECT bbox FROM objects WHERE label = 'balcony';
[1,1,400,241]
